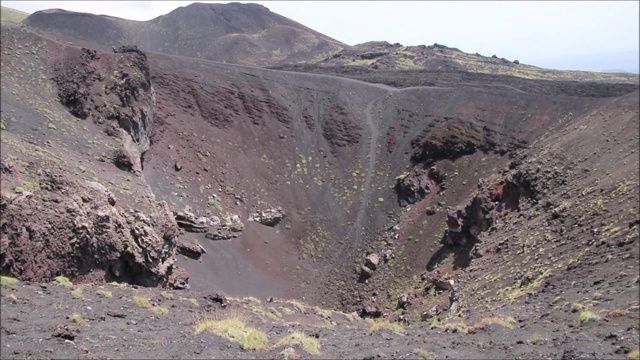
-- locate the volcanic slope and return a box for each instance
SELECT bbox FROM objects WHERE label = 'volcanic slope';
[1,20,639,360]
[22,2,640,85]
[21,2,346,67]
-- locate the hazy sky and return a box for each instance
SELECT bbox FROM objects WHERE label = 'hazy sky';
[3,1,639,72]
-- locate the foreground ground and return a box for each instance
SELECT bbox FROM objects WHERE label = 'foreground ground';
[1,278,639,359]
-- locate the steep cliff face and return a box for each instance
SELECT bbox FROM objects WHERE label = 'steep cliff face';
[51,45,155,175]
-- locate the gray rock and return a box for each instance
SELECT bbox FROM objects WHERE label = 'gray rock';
[248,208,285,226]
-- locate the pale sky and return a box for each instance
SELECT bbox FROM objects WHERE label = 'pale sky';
[3,1,639,73]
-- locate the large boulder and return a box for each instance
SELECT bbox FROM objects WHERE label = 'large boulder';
[365,253,380,270]
[248,208,285,226]
[176,240,207,260]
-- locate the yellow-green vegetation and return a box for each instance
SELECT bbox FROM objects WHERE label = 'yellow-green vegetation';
[528,334,546,345]
[347,59,376,66]
[503,269,552,301]
[571,302,586,313]
[244,303,282,322]
[133,295,152,308]
[194,311,269,351]
[578,310,601,326]
[431,316,515,334]
[0,275,20,288]
[243,296,261,304]
[96,289,113,298]
[70,313,88,326]
[109,281,128,289]
[396,57,422,70]
[187,298,199,306]
[311,319,335,329]
[449,51,637,83]
[287,299,306,313]
[627,349,639,360]
[419,350,434,360]
[71,288,85,299]
[13,179,41,194]
[151,306,170,316]
[54,276,73,289]
[0,6,29,23]
[279,307,294,316]
[366,318,405,335]
[160,291,174,299]
[469,316,516,332]
[274,332,321,356]
[314,307,333,319]
[207,197,222,210]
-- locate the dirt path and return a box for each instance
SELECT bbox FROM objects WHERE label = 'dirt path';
[352,96,384,248]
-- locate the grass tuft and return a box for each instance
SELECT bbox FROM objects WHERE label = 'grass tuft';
[54,276,73,289]
[578,310,601,326]
[418,350,434,360]
[71,288,85,299]
[571,302,586,313]
[70,313,88,326]
[0,275,20,288]
[431,315,515,334]
[366,319,405,335]
[96,289,113,298]
[274,331,321,355]
[108,281,128,289]
[194,311,268,351]
[468,316,515,333]
[133,296,152,308]
[151,306,170,316]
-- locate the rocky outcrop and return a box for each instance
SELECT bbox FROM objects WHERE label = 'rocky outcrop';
[444,177,521,246]
[0,169,178,287]
[394,167,443,207]
[165,266,190,290]
[248,208,285,227]
[172,206,244,241]
[52,46,155,175]
[409,119,525,166]
[174,206,210,233]
[359,301,383,318]
[204,291,228,308]
[176,240,207,260]
[205,215,245,241]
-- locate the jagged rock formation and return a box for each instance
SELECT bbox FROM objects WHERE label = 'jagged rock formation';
[0,167,178,287]
[205,215,245,241]
[51,45,155,175]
